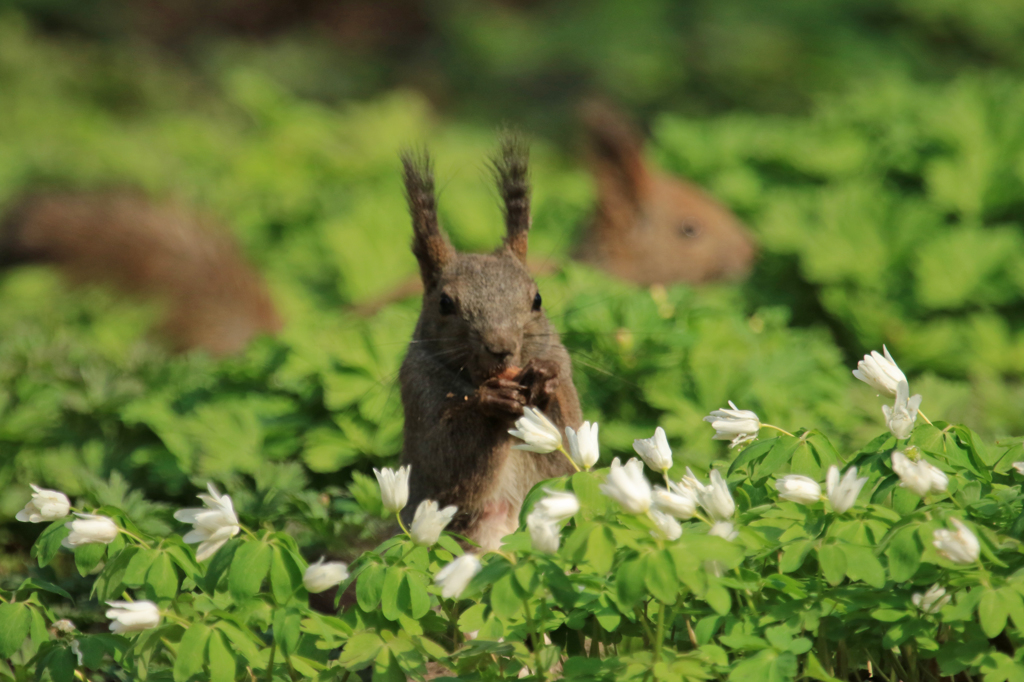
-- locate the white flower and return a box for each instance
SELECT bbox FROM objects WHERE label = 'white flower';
[825,465,868,514]
[697,470,736,521]
[509,407,563,453]
[52,619,76,635]
[853,345,906,397]
[533,489,579,523]
[62,514,119,548]
[374,465,410,514]
[653,485,697,520]
[1012,462,1024,475]
[708,521,738,542]
[633,426,673,472]
[173,483,241,562]
[302,557,350,593]
[933,518,980,565]
[599,457,652,514]
[16,484,70,523]
[775,475,822,505]
[566,421,600,470]
[891,450,948,498]
[912,584,951,614]
[527,512,561,553]
[105,601,161,634]
[435,554,482,599]
[675,467,705,497]
[409,499,457,547]
[648,509,682,540]
[882,380,923,440]
[703,401,761,448]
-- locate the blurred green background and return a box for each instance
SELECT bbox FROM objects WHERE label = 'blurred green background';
[3,0,1024,570]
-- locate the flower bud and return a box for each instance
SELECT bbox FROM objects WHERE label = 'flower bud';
[16,484,70,523]
[912,584,951,614]
[704,401,760,448]
[825,465,868,514]
[633,427,673,472]
[599,458,652,515]
[374,465,410,514]
[509,407,563,453]
[653,486,697,520]
[852,346,906,397]
[303,557,350,593]
[173,483,240,562]
[527,513,561,553]
[775,475,822,505]
[409,499,457,547]
[105,601,161,634]
[434,554,482,599]
[932,518,979,565]
[62,514,119,548]
[566,421,600,470]
[533,489,579,523]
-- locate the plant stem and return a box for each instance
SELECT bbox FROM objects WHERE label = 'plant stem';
[118,528,152,549]
[760,423,795,438]
[634,606,656,647]
[557,445,581,473]
[265,641,275,682]
[652,603,667,679]
[396,512,411,538]
[917,409,933,425]
[521,598,546,681]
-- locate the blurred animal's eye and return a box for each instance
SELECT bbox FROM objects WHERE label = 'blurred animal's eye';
[532,292,542,311]
[439,293,456,315]
[677,221,701,239]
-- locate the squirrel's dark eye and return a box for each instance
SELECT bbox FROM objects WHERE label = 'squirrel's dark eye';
[532,292,542,312]
[677,221,701,239]
[439,293,456,315]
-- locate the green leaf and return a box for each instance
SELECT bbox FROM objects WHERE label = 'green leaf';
[202,538,241,593]
[0,603,31,658]
[338,632,384,670]
[356,562,386,611]
[753,437,801,483]
[16,577,73,602]
[38,644,76,682]
[228,540,272,601]
[706,581,731,616]
[74,542,107,577]
[615,557,647,610]
[728,648,797,682]
[32,519,70,568]
[841,544,885,588]
[583,525,616,575]
[380,565,405,621]
[817,545,846,586]
[980,587,1010,638]
[570,471,610,518]
[124,549,158,586]
[272,607,302,656]
[886,526,922,582]
[490,572,523,621]
[146,552,179,602]
[269,546,303,605]
[803,652,843,682]
[646,550,680,604]
[405,573,431,620]
[207,629,236,682]
[780,539,814,574]
[174,623,211,682]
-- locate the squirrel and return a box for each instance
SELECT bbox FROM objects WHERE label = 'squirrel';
[352,102,757,315]
[0,190,282,356]
[573,100,757,285]
[398,137,583,550]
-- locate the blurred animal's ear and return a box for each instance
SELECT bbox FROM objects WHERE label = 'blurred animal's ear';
[580,100,650,212]
[492,133,531,263]
[401,150,456,290]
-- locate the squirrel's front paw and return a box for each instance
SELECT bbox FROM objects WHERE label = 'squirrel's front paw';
[518,359,560,408]
[476,377,527,418]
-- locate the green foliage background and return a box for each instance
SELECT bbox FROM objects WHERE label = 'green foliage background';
[2,0,1024,591]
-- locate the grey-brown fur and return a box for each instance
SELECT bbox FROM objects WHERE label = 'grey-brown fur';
[399,137,582,549]
[0,190,281,356]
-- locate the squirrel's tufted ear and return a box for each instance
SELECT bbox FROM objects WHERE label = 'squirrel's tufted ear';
[492,133,531,264]
[580,99,650,214]
[401,149,455,290]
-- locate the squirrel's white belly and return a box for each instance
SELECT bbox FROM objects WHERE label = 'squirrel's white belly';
[474,445,547,551]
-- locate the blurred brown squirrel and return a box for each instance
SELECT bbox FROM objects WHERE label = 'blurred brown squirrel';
[0,190,282,356]
[398,138,582,550]
[354,103,757,315]
[574,100,756,284]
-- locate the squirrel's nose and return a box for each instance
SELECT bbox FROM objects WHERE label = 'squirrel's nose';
[485,345,514,362]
